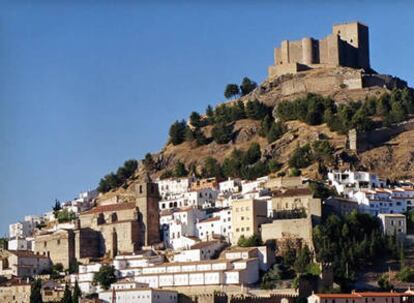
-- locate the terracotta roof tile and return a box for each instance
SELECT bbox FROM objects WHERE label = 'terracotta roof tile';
[82,203,136,215]
[272,187,312,197]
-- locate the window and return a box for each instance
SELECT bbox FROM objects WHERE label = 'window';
[57,239,60,245]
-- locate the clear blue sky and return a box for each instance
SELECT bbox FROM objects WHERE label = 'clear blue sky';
[0,1,413,235]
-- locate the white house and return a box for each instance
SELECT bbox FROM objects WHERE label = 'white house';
[7,237,33,251]
[70,263,103,294]
[173,241,226,262]
[160,207,207,250]
[241,176,269,195]
[219,178,242,194]
[156,177,195,200]
[9,217,38,239]
[132,257,260,288]
[114,251,164,278]
[327,169,385,195]
[159,188,218,210]
[99,281,178,303]
[196,208,232,242]
[349,189,407,215]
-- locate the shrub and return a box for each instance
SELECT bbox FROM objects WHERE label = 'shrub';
[201,157,222,179]
[212,122,233,144]
[169,120,187,145]
[288,144,313,169]
[224,83,240,99]
[237,234,263,247]
[93,265,117,290]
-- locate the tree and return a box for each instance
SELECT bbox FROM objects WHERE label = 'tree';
[211,122,233,144]
[61,283,72,303]
[53,199,61,218]
[244,143,261,165]
[224,84,240,99]
[143,153,155,170]
[174,161,188,177]
[189,111,202,127]
[261,264,281,289]
[288,144,313,169]
[237,234,263,247]
[169,120,187,145]
[0,238,8,249]
[30,279,43,303]
[72,280,81,303]
[201,157,222,178]
[294,245,312,274]
[193,127,208,146]
[93,265,117,290]
[377,273,393,291]
[240,77,257,96]
[206,105,215,123]
[266,122,286,143]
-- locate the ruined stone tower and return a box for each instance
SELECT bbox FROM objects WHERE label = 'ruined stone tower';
[134,175,161,247]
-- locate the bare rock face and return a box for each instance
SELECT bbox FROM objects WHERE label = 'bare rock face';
[234,124,260,144]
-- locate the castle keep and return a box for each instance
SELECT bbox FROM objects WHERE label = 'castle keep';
[268,22,370,78]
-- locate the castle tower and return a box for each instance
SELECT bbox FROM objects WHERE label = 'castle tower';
[134,175,161,247]
[332,22,370,70]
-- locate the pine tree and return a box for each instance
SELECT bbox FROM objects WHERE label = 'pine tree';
[30,279,43,303]
[72,280,81,303]
[61,283,72,303]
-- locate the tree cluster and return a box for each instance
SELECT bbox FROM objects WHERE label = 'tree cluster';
[287,140,335,174]
[313,211,387,290]
[274,89,414,134]
[93,265,117,290]
[199,143,281,180]
[168,99,273,147]
[97,159,138,193]
[224,77,258,99]
[237,234,263,247]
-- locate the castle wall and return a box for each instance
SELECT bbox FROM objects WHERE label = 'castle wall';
[269,22,370,78]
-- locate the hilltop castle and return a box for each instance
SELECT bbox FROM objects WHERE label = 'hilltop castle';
[268,22,371,78]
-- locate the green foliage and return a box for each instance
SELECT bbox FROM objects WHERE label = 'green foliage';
[61,283,72,303]
[169,120,188,145]
[0,238,8,249]
[377,273,393,291]
[313,211,386,288]
[143,153,155,170]
[309,181,337,200]
[289,168,301,176]
[240,77,257,96]
[160,169,174,180]
[201,157,222,179]
[97,159,138,193]
[72,280,81,303]
[261,264,281,289]
[30,279,43,303]
[69,260,80,274]
[237,234,263,247]
[274,89,414,134]
[174,161,189,177]
[397,266,414,282]
[53,199,62,218]
[57,209,76,223]
[288,144,313,169]
[224,83,240,99]
[189,111,203,127]
[193,127,209,145]
[293,245,312,274]
[212,122,233,144]
[245,100,271,120]
[93,265,117,290]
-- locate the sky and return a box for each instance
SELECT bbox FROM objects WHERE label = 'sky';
[0,0,413,235]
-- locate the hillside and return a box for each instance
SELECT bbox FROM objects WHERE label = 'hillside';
[96,66,414,201]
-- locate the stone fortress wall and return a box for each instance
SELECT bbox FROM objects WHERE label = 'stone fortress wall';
[268,22,370,78]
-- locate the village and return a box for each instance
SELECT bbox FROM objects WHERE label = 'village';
[1,169,414,303]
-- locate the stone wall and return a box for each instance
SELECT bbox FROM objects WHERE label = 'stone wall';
[261,217,314,249]
[349,119,414,153]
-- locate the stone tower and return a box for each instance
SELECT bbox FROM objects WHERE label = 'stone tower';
[134,175,161,247]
